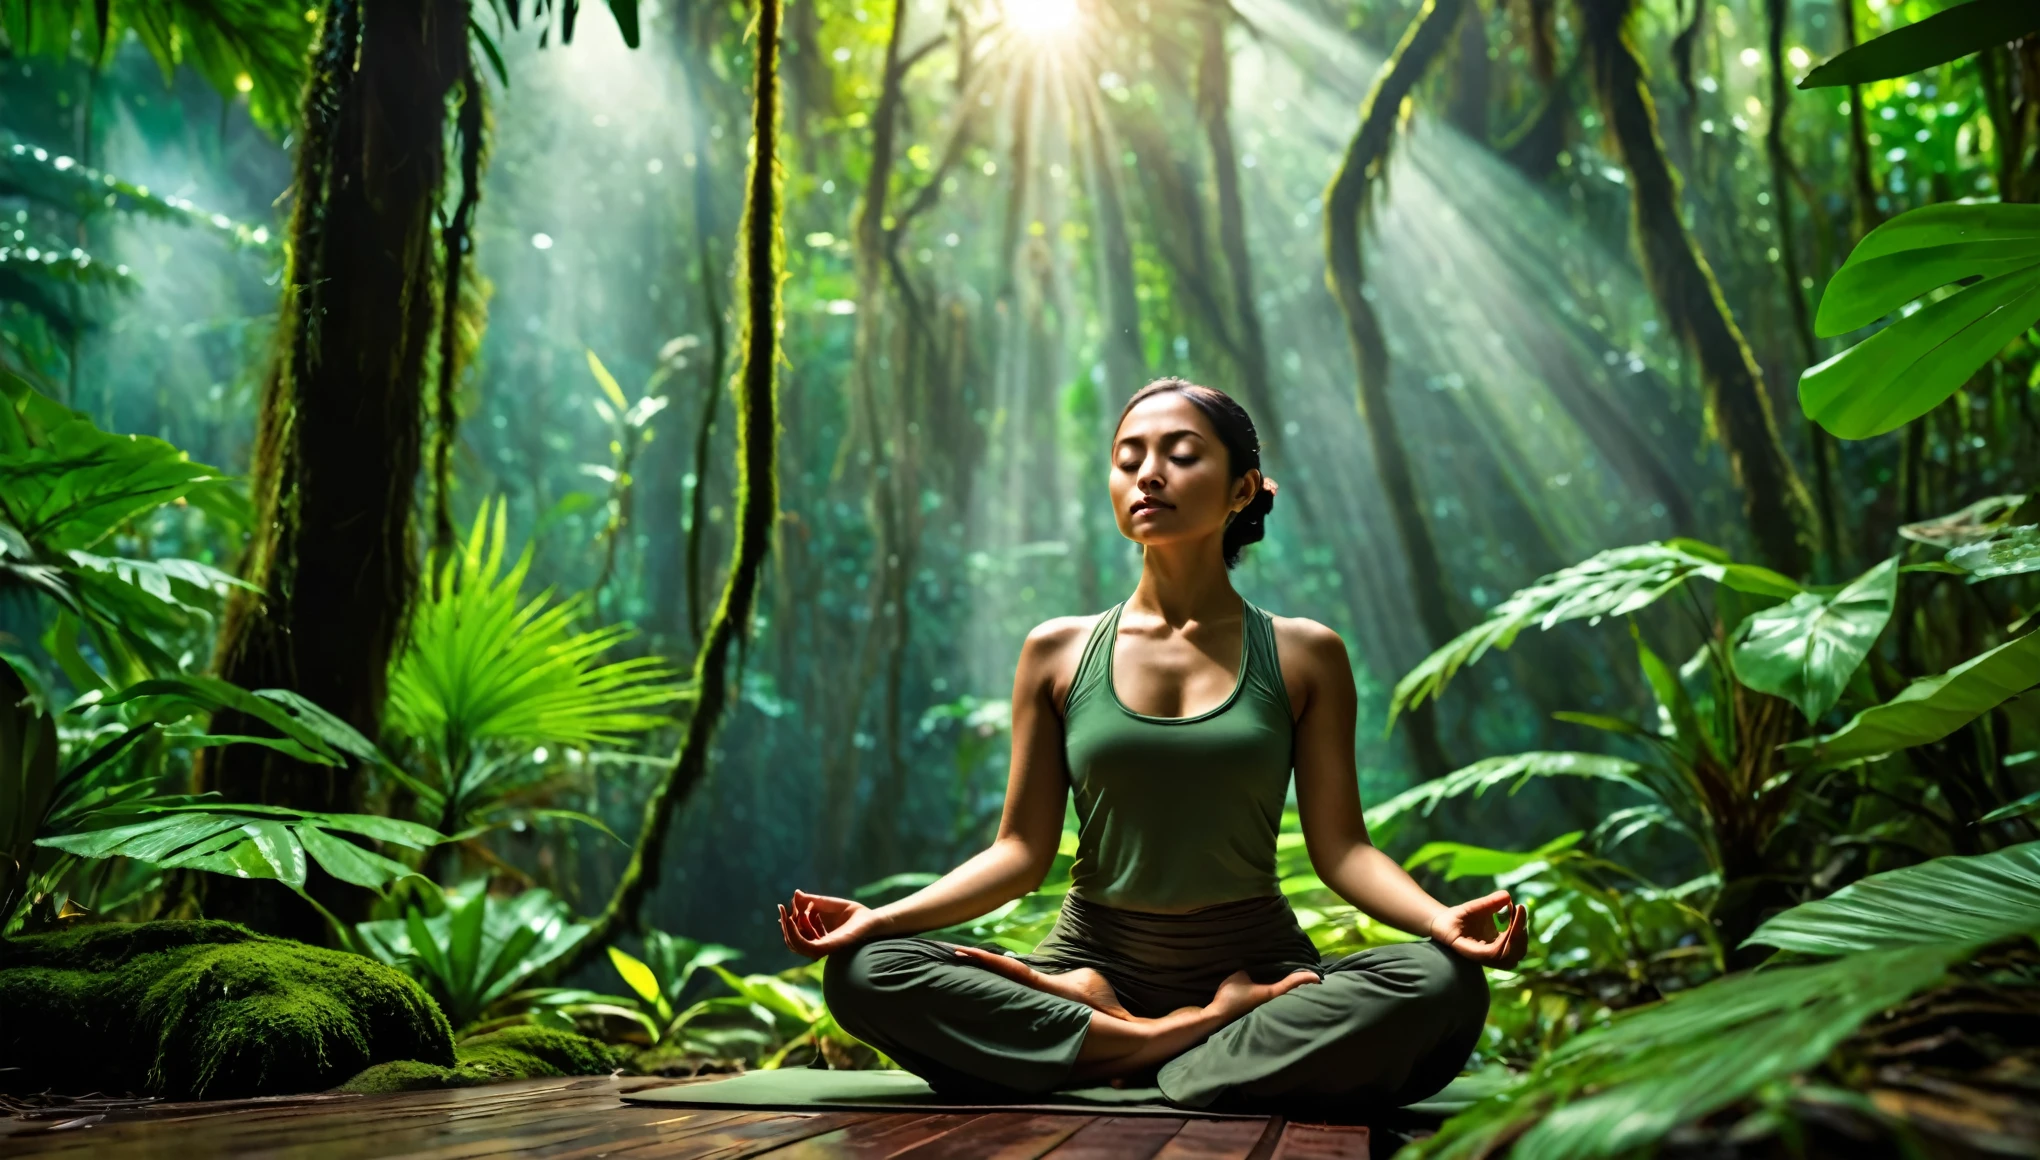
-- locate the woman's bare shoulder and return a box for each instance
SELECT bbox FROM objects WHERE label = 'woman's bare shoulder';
[1017,614,1108,699]
[1267,613,1350,666]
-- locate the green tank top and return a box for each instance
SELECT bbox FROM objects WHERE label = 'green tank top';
[1061,597,1296,912]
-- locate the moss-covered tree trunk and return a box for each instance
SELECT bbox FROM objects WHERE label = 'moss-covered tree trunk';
[203,0,464,935]
[1196,3,1276,434]
[430,53,489,567]
[1576,0,1815,576]
[569,0,782,966]
[1324,0,1466,782]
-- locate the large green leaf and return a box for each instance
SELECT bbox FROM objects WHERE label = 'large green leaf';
[1405,832,1584,881]
[1415,943,1973,1160]
[1784,632,2040,764]
[1744,842,2040,957]
[1799,0,2040,88]
[1392,542,1798,721]
[35,806,436,891]
[1366,752,1647,847]
[0,371,246,550]
[1731,557,1897,723]
[1947,525,2040,581]
[1,657,59,915]
[1800,204,2040,439]
[357,883,591,1030]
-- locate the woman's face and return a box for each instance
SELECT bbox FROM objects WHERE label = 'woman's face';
[1110,392,1259,549]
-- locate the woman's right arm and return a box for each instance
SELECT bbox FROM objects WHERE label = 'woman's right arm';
[777,619,1083,958]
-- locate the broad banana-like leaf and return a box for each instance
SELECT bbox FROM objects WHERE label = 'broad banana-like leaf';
[1731,557,1898,723]
[1799,0,2040,88]
[1366,753,1647,847]
[1744,841,2040,957]
[1785,631,2040,764]
[1391,541,1798,721]
[1415,943,1973,1160]
[1800,204,2040,439]
[1947,525,2040,581]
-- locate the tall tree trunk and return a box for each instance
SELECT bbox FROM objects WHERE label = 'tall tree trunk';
[1196,3,1278,434]
[202,0,464,936]
[431,53,489,570]
[1576,0,1816,576]
[1324,0,1467,782]
[570,0,783,964]
[1763,0,1839,572]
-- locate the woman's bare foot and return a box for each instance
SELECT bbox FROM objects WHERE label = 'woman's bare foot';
[949,945,1133,1019]
[1208,968,1322,1021]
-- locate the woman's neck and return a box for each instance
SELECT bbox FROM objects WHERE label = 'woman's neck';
[1130,537,1239,625]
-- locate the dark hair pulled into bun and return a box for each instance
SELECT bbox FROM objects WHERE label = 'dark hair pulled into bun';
[1116,378,1277,569]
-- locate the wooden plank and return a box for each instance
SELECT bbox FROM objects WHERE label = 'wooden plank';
[890,1113,1093,1160]
[1041,1114,1188,1160]
[1153,1118,1283,1160]
[585,1110,878,1160]
[753,1112,990,1159]
[1270,1123,1369,1160]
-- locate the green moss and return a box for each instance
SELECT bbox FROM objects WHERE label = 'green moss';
[341,1025,634,1093]
[0,920,453,1100]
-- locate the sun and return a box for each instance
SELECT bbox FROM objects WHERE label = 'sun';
[1006,0,1081,38]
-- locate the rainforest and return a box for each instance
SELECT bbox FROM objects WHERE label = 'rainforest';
[1,0,2037,1156]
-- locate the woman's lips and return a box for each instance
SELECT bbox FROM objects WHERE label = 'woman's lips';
[1130,498,1173,516]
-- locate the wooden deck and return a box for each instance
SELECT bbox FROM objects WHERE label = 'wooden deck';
[0,1075,1374,1159]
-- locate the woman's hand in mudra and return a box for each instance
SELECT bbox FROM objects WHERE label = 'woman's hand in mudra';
[1429,889,1531,968]
[948,946,1134,1020]
[777,889,887,959]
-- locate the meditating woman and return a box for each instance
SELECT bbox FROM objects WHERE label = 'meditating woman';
[776,378,1528,1112]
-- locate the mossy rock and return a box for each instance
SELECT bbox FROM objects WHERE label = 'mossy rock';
[0,920,453,1100]
[341,1026,635,1093]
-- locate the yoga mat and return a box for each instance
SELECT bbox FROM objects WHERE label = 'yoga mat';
[622,1068,1251,1118]
[623,1067,1507,1121]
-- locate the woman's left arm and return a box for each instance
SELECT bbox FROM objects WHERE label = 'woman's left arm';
[1282,619,1529,968]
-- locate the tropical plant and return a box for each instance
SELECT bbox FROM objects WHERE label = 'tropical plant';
[355,879,593,1032]
[382,499,688,848]
[1414,843,2040,1160]
[0,0,316,133]
[3,661,438,932]
[0,370,248,682]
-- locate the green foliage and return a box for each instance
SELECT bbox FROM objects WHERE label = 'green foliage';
[383,500,687,839]
[355,880,590,1032]
[1729,557,1897,723]
[1745,841,2040,957]
[5,665,436,931]
[1364,752,1647,847]
[1785,631,2040,765]
[0,371,248,681]
[1416,943,1972,1160]
[1800,0,2040,89]
[0,1,314,132]
[1420,844,2040,1158]
[1390,540,1798,723]
[0,919,452,1100]
[1801,203,2040,439]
